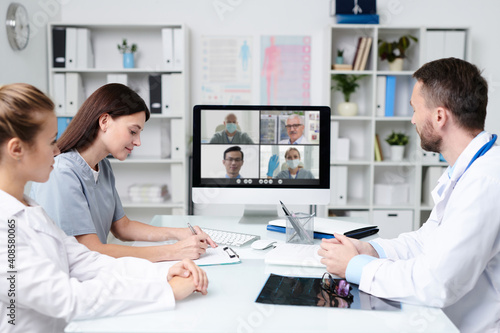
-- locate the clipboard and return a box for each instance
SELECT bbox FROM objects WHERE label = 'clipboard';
[132,241,241,266]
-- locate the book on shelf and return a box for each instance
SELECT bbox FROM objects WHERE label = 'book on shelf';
[358,36,372,70]
[336,14,380,24]
[333,63,353,70]
[385,76,397,117]
[351,37,363,70]
[374,134,384,161]
[353,37,367,70]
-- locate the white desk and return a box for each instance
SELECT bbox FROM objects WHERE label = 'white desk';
[65,215,458,333]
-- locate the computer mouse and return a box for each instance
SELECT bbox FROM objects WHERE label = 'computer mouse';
[251,239,277,250]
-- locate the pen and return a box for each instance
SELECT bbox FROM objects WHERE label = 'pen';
[187,222,197,235]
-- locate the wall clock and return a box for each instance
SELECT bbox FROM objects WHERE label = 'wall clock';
[5,2,30,51]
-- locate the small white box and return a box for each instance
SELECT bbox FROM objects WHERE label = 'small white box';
[335,138,350,161]
[421,150,440,163]
[374,183,409,205]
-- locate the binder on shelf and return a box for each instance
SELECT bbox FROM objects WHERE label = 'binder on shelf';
[330,166,348,205]
[65,73,85,116]
[376,75,386,117]
[359,36,372,70]
[57,117,72,140]
[170,163,185,202]
[76,28,94,68]
[161,28,174,70]
[52,27,66,68]
[170,118,185,159]
[384,76,396,117]
[161,73,184,114]
[330,121,339,161]
[173,28,184,70]
[65,27,77,69]
[53,73,66,116]
[148,75,162,114]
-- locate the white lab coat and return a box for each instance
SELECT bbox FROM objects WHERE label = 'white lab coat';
[0,191,175,333]
[361,132,500,333]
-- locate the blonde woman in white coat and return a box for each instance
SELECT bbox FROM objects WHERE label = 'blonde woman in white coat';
[0,83,208,333]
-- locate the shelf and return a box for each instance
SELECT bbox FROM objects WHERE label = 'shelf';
[331,159,371,166]
[375,116,413,122]
[331,115,372,121]
[50,68,182,74]
[326,24,469,233]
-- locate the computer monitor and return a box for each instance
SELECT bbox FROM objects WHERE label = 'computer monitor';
[192,105,330,222]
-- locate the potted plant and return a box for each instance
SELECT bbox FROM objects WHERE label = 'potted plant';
[385,131,409,161]
[378,35,418,71]
[117,38,138,68]
[331,74,367,116]
[336,49,344,64]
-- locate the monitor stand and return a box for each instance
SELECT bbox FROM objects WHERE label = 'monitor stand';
[238,204,279,225]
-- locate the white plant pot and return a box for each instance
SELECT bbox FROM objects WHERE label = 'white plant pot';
[390,145,405,161]
[389,58,404,71]
[338,102,358,116]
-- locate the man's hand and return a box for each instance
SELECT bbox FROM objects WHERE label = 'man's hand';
[318,233,359,278]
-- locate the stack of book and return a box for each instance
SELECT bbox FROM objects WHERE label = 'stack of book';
[128,184,169,203]
[352,36,373,71]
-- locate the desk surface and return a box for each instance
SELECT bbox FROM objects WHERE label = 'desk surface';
[65,215,458,333]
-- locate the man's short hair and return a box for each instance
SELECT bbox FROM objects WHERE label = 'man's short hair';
[287,114,304,125]
[223,146,244,160]
[413,57,488,131]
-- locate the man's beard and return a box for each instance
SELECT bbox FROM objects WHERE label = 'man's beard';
[419,119,442,153]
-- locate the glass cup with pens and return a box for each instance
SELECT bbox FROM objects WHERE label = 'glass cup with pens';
[280,201,314,245]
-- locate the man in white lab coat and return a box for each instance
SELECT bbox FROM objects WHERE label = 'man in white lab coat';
[319,58,499,333]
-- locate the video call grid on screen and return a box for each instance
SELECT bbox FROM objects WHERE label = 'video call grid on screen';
[192,105,330,189]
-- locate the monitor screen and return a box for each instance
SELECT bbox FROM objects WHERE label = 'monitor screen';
[192,105,331,207]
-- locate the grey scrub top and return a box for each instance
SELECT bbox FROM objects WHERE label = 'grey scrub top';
[30,151,125,244]
[209,130,254,144]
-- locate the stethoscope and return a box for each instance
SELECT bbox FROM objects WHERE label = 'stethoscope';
[432,134,497,222]
[455,134,497,183]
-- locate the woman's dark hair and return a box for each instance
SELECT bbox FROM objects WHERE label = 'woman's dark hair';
[57,83,150,153]
[413,57,488,132]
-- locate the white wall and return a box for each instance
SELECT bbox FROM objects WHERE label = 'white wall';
[0,0,61,91]
[2,0,498,132]
[57,0,500,133]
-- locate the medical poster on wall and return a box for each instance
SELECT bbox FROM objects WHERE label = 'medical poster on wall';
[260,35,311,106]
[201,36,253,105]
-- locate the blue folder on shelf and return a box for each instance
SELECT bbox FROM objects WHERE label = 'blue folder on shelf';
[267,218,379,240]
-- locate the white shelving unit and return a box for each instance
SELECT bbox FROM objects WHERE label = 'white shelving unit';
[324,25,469,235]
[47,23,190,222]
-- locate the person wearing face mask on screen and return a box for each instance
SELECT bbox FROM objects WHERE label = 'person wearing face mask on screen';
[210,113,254,144]
[267,147,314,179]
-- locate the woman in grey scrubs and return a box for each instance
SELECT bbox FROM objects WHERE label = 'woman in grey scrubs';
[31,83,216,262]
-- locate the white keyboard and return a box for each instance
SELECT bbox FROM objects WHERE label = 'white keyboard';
[203,228,260,247]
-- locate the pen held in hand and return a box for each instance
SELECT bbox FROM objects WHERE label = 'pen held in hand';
[187,222,197,235]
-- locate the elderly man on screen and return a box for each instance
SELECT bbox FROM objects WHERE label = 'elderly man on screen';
[279,114,308,144]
